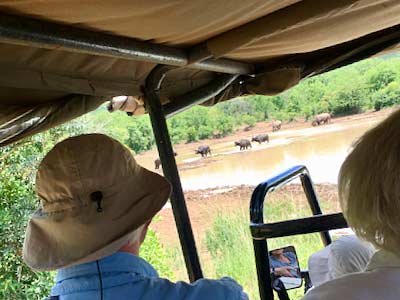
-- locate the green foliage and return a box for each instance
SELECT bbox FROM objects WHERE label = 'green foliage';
[205,213,256,298]
[372,81,400,111]
[328,79,367,116]
[166,106,234,144]
[125,116,155,153]
[212,114,234,137]
[241,115,256,127]
[0,167,55,300]
[140,229,174,278]
[367,67,396,92]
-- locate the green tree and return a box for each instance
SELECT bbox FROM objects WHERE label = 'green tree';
[125,117,155,153]
[367,67,396,92]
[216,116,234,136]
[371,81,400,111]
[241,114,256,127]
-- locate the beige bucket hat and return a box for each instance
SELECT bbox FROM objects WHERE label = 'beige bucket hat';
[23,134,171,271]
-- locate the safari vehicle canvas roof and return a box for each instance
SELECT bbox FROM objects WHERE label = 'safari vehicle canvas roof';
[1,0,400,146]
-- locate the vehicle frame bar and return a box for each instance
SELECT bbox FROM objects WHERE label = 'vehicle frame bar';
[249,165,348,300]
[144,65,203,281]
[0,12,254,75]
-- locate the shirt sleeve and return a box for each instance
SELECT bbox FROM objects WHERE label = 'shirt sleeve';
[286,252,296,262]
[136,276,249,300]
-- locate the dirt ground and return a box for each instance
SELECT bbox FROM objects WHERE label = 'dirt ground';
[151,183,340,249]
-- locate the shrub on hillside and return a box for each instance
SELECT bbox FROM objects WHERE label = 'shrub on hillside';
[125,117,155,153]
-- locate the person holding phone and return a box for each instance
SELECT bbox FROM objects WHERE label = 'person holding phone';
[270,248,300,278]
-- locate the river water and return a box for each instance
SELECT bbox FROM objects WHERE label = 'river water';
[137,115,385,191]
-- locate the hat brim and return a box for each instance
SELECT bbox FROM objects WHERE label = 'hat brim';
[23,167,171,271]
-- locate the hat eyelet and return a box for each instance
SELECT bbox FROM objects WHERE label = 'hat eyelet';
[90,191,103,213]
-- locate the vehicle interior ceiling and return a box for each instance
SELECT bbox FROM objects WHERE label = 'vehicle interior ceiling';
[0,0,400,148]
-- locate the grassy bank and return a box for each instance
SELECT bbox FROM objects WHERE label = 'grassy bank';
[156,184,340,300]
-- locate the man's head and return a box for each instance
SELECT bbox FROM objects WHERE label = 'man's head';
[270,248,284,256]
[23,134,171,271]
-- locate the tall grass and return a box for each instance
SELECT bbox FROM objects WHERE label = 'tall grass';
[203,193,333,300]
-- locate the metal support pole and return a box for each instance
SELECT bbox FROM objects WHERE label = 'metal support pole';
[144,65,203,281]
[300,174,332,246]
[0,12,254,75]
[249,165,338,300]
[253,239,274,300]
[251,213,347,239]
[250,184,274,300]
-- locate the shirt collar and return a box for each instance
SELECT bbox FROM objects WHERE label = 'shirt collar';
[366,249,400,271]
[56,252,158,282]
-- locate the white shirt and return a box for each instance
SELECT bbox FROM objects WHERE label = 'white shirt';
[308,235,374,287]
[303,249,400,300]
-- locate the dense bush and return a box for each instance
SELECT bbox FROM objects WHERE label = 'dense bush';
[125,116,155,152]
[140,229,173,278]
[372,82,400,111]
[0,163,54,300]
[0,130,75,299]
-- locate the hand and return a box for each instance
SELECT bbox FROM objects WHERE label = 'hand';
[274,266,295,277]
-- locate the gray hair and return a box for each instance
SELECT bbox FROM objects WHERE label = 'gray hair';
[127,224,146,245]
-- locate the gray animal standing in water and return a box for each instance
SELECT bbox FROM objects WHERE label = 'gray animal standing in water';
[272,120,282,132]
[195,146,211,157]
[235,139,252,150]
[154,151,177,169]
[312,113,332,126]
[251,134,269,144]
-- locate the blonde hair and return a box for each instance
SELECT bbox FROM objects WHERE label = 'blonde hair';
[339,109,400,253]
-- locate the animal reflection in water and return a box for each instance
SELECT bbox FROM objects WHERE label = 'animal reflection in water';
[195,145,211,157]
[154,151,177,169]
[235,139,252,150]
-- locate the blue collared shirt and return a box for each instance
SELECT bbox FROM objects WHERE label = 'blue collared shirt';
[51,252,248,300]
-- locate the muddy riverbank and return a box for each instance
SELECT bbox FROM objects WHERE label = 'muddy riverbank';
[151,183,340,249]
[138,108,394,173]
[138,108,394,190]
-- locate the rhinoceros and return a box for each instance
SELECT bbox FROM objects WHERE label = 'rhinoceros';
[272,120,282,132]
